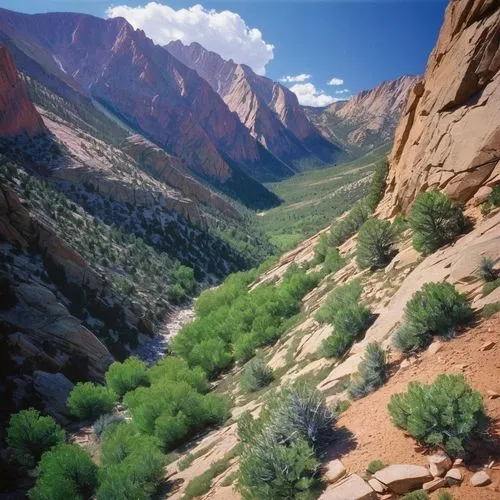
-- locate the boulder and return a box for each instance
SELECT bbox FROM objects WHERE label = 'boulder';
[319,474,376,500]
[368,478,386,494]
[374,464,432,494]
[33,371,74,424]
[324,459,347,484]
[423,477,447,492]
[445,468,463,484]
[428,454,452,477]
[470,470,491,487]
[480,341,496,351]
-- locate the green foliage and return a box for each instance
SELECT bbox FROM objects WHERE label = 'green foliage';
[477,256,498,282]
[93,414,125,440]
[487,185,500,207]
[331,399,351,415]
[366,459,385,475]
[322,248,346,275]
[313,234,330,264]
[317,281,372,359]
[348,342,388,400]
[6,408,65,468]
[482,301,500,318]
[183,457,231,499]
[28,444,97,500]
[67,382,116,420]
[437,491,454,500]
[365,159,389,212]
[401,491,428,500]
[356,218,396,270]
[330,200,371,247]
[408,191,467,255]
[393,282,473,354]
[173,266,318,376]
[240,358,274,393]
[388,374,487,456]
[483,278,500,297]
[97,423,165,500]
[148,357,209,393]
[105,357,149,398]
[178,453,195,471]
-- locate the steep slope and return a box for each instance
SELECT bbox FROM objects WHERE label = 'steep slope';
[0,9,279,208]
[305,75,419,156]
[379,0,500,215]
[167,41,340,170]
[0,43,46,138]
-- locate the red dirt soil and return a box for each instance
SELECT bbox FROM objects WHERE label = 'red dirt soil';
[333,313,500,499]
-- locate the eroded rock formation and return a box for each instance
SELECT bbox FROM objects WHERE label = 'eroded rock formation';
[379,0,500,215]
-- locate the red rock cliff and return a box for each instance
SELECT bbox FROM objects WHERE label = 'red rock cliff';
[0,43,46,138]
[380,0,500,216]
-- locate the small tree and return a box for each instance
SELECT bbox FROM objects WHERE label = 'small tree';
[67,382,116,420]
[408,191,467,255]
[28,444,97,500]
[357,218,396,270]
[240,358,274,394]
[388,374,487,456]
[6,409,65,468]
[348,342,388,399]
[105,356,149,398]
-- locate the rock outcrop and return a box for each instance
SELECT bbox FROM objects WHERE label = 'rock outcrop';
[305,75,419,155]
[167,40,340,172]
[379,0,500,215]
[0,43,46,138]
[0,9,279,208]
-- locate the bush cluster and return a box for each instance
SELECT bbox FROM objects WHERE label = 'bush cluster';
[105,357,149,398]
[408,191,467,255]
[6,409,65,468]
[388,374,487,456]
[28,444,97,500]
[240,358,274,394]
[317,281,372,359]
[356,218,396,270]
[172,266,319,376]
[67,382,116,420]
[348,342,388,400]
[238,384,335,499]
[393,282,473,354]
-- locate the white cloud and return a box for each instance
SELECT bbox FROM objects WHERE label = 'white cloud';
[106,2,274,75]
[289,83,339,107]
[280,73,311,83]
[335,89,350,94]
[327,77,344,86]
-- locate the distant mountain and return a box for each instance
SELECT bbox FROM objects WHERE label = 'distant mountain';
[167,40,341,170]
[0,9,281,208]
[305,75,420,157]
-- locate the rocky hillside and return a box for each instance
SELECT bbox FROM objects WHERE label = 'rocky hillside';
[305,75,419,156]
[379,0,500,215]
[167,41,340,173]
[0,8,280,208]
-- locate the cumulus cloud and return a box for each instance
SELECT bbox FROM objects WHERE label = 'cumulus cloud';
[289,83,339,107]
[335,89,350,94]
[327,77,344,86]
[106,2,274,74]
[280,73,311,83]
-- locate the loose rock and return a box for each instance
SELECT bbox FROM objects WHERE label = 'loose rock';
[423,477,447,492]
[368,477,386,494]
[471,470,491,487]
[324,459,347,484]
[445,468,463,484]
[428,454,452,477]
[374,464,432,494]
[480,341,495,351]
[319,474,376,500]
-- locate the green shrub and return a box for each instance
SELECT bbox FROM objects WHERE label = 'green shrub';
[93,413,125,440]
[148,357,209,393]
[330,201,371,247]
[393,282,473,354]
[366,459,385,475]
[388,374,487,456]
[477,256,497,282]
[105,357,149,398]
[6,408,65,468]
[323,248,346,275]
[365,159,388,212]
[408,191,467,255]
[401,491,428,500]
[331,399,351,415]
[482,301,500,318]
[348,342,388,400]
[98,423,165,500]
[321,330,353,359]
[356,218,396,270]
[487,185,500,207]
[238,437,319,500]
[183,458,231,499]
[178,453,195,471]
[240,358,274,393]
[67,382,116,420]
[482,278,500,297]
[437,491,454,500]
[313,234,330,264]
[28,444,97,500]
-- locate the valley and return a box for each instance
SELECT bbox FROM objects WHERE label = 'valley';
[0,0,499,499]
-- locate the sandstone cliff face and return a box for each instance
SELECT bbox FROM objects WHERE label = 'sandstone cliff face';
[167,41,340,169]
[306,75,419,155]
[379,0,500,215]
[0,10,278,207]
[0,43,46,138]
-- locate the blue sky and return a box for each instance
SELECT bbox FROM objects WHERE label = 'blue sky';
[3,1,447,105]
